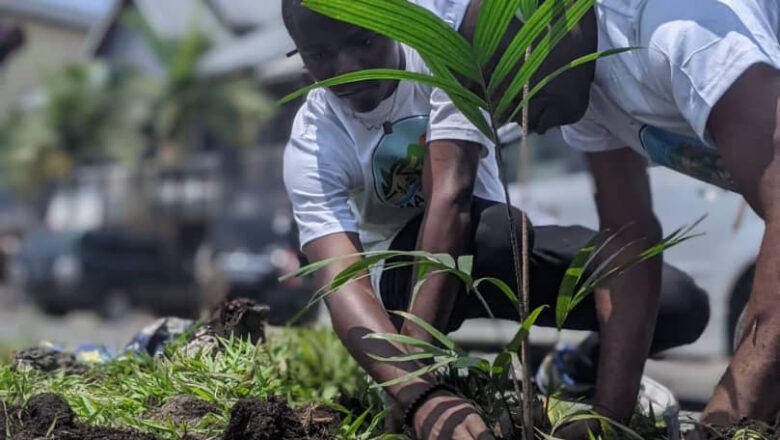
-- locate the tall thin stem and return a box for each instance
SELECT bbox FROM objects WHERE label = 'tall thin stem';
[519,48,534,440]
[489,113,533,440]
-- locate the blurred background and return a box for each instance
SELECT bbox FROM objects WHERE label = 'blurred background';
[0,0,763,410]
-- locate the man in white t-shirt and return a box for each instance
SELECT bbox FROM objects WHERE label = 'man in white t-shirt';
[507,0,780,434]
[282,1,711,439]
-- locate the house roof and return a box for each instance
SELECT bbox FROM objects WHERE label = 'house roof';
[0,0,107,30]
[91,0,301,79]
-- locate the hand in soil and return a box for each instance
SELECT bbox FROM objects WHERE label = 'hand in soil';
[413,390,495,440]
[552,418,602,440]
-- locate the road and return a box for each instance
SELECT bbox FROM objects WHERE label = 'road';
[0,302,159,354]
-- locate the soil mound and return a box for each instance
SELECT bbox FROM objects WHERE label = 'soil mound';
[1,393,159,440]
[223,396,337,440]
[147,395,217,425]
[13,347,87,374]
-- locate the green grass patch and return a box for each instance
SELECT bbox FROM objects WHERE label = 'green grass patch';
[0,327,391,440]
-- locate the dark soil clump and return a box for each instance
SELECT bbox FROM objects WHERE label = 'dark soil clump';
[2,393,159,440]
[13,347,87,374]
[147,395,217,425]
[223,396,337,440]
[211,298,269,344]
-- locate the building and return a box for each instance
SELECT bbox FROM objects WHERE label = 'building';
[0,0,110,114]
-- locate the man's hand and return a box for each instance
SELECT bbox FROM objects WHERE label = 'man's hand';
[585,148,663,422]
[413,391,494,440]
[703,63,780,424]
[402,139,481,341]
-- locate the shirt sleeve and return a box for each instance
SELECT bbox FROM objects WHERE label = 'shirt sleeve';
[408,0,471,29]
[560,86,627,152]
[427,86,492,150]
[640,1,780,139]
[283,97,360,249]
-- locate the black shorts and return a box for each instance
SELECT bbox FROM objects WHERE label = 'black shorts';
[379,198,710,354]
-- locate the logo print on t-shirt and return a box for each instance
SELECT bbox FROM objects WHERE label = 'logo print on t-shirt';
[639,125,736,191]
[372,116,427,208]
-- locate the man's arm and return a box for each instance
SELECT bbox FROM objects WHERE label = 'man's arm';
[702,63,780,424]
[401,139,481,341]
[583,148,663,422]
[304,232,490,438]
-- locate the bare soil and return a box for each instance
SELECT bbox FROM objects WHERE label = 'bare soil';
[0,393,158,440]
[146,395,218,426]
[223,395,338,440]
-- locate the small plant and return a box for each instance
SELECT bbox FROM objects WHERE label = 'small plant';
[282,218,701,438]
[279,0,695,438]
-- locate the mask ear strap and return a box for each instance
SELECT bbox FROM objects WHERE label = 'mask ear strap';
[286,49,299,58]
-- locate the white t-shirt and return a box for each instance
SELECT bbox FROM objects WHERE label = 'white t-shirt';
[561,0,780,190]
[283,2,505,293]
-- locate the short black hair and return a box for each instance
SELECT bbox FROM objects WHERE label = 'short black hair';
[281,0,304,41]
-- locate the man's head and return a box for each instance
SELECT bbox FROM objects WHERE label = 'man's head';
[282,0,402,112]
[0,20,24,66]
[463,4,597,133]
[524,9,597,134]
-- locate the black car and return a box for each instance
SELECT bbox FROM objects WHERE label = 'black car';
[13,227,198,318]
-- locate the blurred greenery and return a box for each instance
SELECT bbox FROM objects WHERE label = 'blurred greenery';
[0,11,273,198]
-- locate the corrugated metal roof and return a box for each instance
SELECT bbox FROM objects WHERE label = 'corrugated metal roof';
[133,0,230,43]
[92,0,299,79]
[197,23,298,78]
[0,0,102,30]
[209,0,274,29]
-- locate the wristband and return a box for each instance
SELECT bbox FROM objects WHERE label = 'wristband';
[402,383,460,429]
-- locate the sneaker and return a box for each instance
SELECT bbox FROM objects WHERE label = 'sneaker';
[535,343,596,399]
[637,376,681,439]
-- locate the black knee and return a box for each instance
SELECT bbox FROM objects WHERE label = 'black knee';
[474,203,534,258]
[654,266,710,350]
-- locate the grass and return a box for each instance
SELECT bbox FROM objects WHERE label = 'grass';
[0,327,390,440]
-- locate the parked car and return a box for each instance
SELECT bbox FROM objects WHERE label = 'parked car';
[503,128,762,358]
[195,195,315,325]
[12,227,198,318]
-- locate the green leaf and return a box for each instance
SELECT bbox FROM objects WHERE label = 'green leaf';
[492,352,513,377]
[362,332,451,357]
[505,47,634,122]
[488,0,571,94]
[302,0,480,80]
[457,255,474,276]
[409,269,450,308]
[367,352,437,363]
[555,231,607,329]
[373,358,455,388]
[474,0,524,66]
[278,251,365,282]
[474,277,520,311]
[347,408,371,437]
[516,0,541,23]
[495,0,595,119]
[451,356,491,373]
[507,305,547,352]
[390,310,465,356]
[278,69,486,109]
[447,91,493,139]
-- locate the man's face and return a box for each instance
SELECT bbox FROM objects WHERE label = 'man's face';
[510,10,597,134]
[524,46,594,134]
[290,8,401,112]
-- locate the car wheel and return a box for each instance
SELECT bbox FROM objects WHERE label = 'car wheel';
[728,265,754,354]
